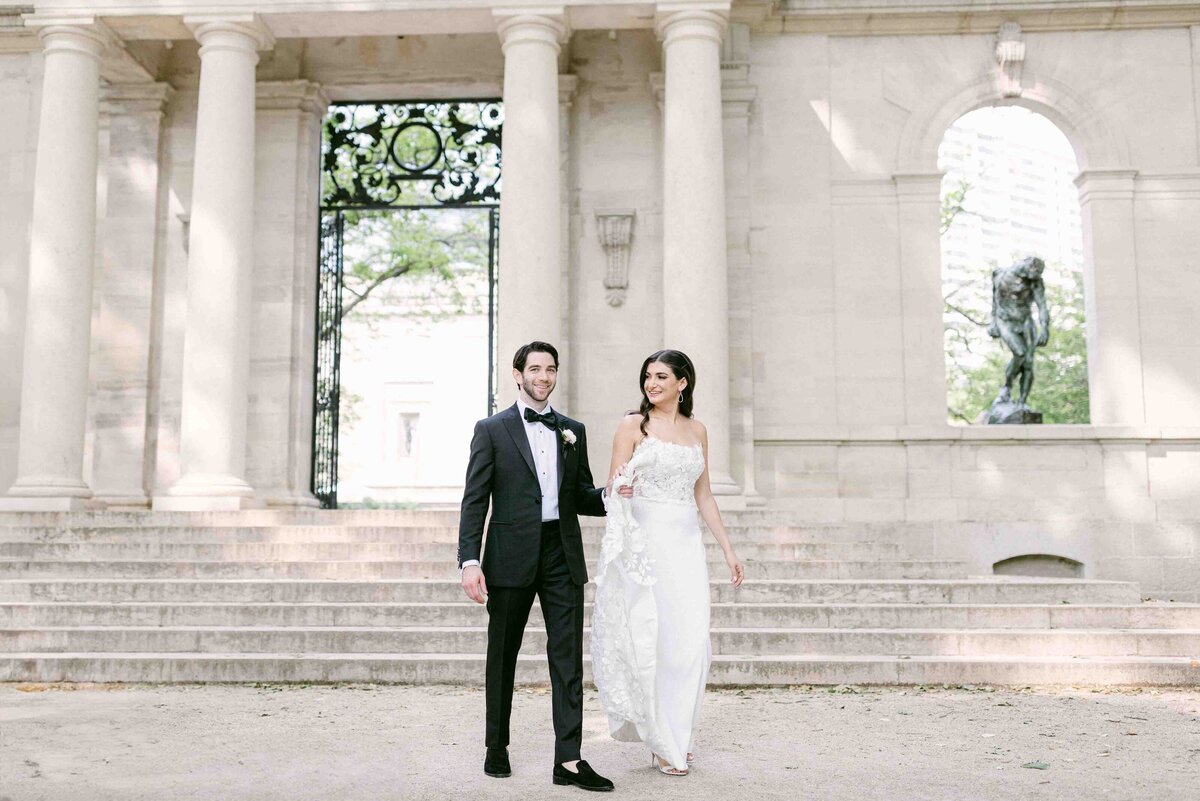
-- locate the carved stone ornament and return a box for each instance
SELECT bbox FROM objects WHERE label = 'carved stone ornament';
[595,209,636,307]
[995,22,1026,98]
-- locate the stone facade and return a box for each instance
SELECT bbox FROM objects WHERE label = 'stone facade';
[0,2,1198,593]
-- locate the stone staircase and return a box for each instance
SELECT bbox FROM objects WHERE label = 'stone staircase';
[1,510,1198,685]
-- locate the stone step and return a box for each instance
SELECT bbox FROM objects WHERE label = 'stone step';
[0,559,970,581]
[4,625,1198,657]
[0,540,903,561]
[0,511,467,528]
[0,578,1143,604]
[0,524,898,547]
[1,652,1196,685]
[5,601,1197,629]
[0,509,838,528]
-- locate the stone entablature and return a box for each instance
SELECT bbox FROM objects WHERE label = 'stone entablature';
[8,1,1200,44]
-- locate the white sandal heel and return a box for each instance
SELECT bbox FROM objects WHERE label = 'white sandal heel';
[651,753,689,776]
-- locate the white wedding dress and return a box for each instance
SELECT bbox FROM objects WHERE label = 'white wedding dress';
[591,436,711,772]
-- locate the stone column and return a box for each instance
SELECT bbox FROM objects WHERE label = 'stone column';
[558,73,578,407]
[494,10,565,406]
[721,24,764,504]
[89,83,174,508]
[894,172,949,425]
[1075,170,1146,425]
[657,3,739,494]
[155,16,274,510]
[248,80,327,508]
[2,20,113,510]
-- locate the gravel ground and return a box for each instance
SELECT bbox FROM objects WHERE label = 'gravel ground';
[1,682,1198,801]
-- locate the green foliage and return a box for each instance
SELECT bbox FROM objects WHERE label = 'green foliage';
[940,177,971,234]
[339,208,490,324]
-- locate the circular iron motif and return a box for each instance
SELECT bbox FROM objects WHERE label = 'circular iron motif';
[388,121,444,173]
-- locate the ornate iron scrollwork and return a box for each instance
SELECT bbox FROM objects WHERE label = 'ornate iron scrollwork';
[322,101,503,208]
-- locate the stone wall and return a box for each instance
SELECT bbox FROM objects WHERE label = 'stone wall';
[754,428,1200,598]
[0,51,40,495]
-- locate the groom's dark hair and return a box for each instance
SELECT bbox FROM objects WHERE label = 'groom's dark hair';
[513,341,559,372]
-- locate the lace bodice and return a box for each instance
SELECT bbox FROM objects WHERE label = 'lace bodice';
[628,436,705,505]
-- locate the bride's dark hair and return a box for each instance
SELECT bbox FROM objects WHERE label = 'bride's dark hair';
[637,350,696,436]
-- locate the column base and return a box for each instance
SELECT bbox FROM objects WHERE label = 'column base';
[1,475,94,510]
[153,472,260,511]
[708,470,741,496]
[262,490,322,509]
[152,495,263,511]
[0,496,96,511]
[743,491,768,508]
[93,492,151,510]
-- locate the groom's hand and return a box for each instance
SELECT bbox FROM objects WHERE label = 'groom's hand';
[461,565,488,604]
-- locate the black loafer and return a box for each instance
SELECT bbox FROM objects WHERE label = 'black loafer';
[484,747,511,778]
[552,760,614,792]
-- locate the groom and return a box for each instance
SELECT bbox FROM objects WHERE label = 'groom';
[458,341,614,792]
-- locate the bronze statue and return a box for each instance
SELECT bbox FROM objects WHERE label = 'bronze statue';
[986,256,1049,424]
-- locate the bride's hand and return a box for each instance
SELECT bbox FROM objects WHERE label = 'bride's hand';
[610,463,634,498]
[725,550,744,587]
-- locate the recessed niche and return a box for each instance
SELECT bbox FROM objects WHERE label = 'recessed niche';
[993,554,1084,579]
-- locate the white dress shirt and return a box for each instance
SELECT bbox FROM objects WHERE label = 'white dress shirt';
[517,398,560,522]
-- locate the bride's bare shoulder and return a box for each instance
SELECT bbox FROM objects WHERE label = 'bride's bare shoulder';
[616,412,642,433]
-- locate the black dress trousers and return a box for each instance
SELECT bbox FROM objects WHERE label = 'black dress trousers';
[484,521,585,765]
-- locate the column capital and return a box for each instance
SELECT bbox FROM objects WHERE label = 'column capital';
[257,79,330,116]
[893,171,945,200]
[1074,169,1138,203]
[101,82,174,116]
[494,8,568,52]
[24,15,118,60]
[184,14,275,53]
[721,81,755,119]
[655,2,729,45]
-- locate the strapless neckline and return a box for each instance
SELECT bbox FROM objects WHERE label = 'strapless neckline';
[640,435,703,452]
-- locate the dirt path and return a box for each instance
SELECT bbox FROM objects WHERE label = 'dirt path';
[2,683,1197,800]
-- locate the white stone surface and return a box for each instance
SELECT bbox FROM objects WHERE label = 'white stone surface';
[88,82,173,507]
[3,21,111,509]
[659,4,739,493]
[0,51,41,496]
[247,79,324,509]
[157,17,274,509]
[495,11,565,407]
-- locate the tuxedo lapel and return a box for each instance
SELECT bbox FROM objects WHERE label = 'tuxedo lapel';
[500,404,537,479]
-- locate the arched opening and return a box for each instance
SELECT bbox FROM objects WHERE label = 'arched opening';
[993,553,1085,579]
[938,106,1089,424]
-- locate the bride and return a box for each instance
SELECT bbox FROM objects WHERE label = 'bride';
[591,349,745,776]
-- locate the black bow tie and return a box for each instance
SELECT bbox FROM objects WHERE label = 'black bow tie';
[523,407,558,430]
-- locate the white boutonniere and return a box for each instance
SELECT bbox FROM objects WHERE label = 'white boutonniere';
[560,428,577,448]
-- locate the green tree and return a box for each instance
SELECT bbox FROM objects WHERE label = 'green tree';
[339,208,489,323]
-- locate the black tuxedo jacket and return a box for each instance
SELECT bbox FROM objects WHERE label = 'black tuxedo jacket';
[458,403,606,588]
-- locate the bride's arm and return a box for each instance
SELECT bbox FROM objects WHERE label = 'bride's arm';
[693,422,745,587]
[607,414,641,495]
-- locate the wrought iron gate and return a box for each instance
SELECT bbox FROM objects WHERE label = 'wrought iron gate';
[312,100,502,508]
